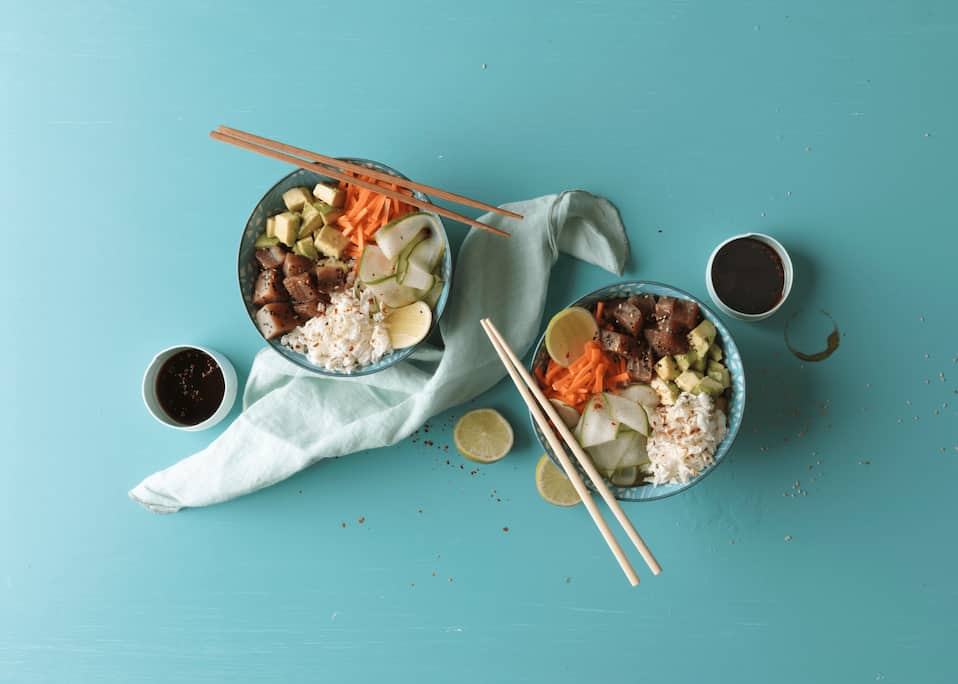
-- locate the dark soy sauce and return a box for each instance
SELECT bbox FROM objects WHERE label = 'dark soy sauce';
[155,349,225,426]
[711,237,785,315]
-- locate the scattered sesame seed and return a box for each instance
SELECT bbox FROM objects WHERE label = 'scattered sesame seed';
[784,535,793,542]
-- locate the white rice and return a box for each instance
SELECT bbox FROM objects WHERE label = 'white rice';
[645,392,728,486]
[281,287,392,372]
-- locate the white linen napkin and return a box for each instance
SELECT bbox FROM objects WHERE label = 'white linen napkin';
[130,190,628,513]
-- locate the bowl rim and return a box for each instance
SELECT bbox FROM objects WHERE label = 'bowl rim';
[529,279,746,502]
[237,159,453,377]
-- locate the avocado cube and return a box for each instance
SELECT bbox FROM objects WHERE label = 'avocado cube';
[322,208,344,226]
[314,224,350,259]
[273,212,301,247]
[295,237,319,261]
[299,202,325,238]
[675,370,704,393]
[266,215,277,238]
[313,183,345,208]
[689,319,717,356]
[282,187,313,212]
[707,361,731,389]
[651,377,680,405]
[692,376,724,397]
[708,344,723,362]
[254,232,280,248]
[692,354,707,373]
[674,349,700,372]
[655,355,680,381]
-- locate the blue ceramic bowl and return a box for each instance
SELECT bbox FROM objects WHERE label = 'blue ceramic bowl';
[238,160,453,376]
[530,281,746,502]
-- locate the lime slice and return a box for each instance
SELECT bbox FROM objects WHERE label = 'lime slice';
[454,409,514,463]
[535,454,581,506]
[545,306,599,367]
[383,300,432,349]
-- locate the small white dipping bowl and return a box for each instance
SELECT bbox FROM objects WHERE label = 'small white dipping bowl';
[142,345,238,431]
[706,232,794,321]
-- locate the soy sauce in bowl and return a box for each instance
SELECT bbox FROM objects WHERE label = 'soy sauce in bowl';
[155,349,225,426]
[706,233,792,321]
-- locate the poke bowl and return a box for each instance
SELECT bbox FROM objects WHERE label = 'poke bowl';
[238,159,453,377]
[530,281,745,502]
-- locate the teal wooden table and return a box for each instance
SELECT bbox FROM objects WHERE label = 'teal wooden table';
[2,1,956,681]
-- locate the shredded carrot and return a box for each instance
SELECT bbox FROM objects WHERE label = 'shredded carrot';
[595,301,605,321]
[608,372,631,386]
[593,364,608,393]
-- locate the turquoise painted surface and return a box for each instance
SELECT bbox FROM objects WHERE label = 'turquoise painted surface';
[1,1,956,682]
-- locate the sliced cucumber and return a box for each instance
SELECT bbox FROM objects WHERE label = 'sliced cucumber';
[575,394,617,447]
[619,384,659,409]
[549,399,581,429]
[365,276,419,308]
[603,392,649,436]
[408,225,445,271]
[358,245,395,284]
[617,433,650,468]
[421,278,444,309]
[401,260,435,291]
[585,435,631,471]
[610,466,642,487]
[374,212,439,261]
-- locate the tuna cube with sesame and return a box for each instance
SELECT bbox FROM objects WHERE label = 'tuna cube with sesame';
[252,269,287,306]
[255,302,300,340]
[283,273,321,302]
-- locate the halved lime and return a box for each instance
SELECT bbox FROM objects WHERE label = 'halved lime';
[535,454,581,506]
[454,409,514,463]
[545,306,599,367]
[384,300,432,349]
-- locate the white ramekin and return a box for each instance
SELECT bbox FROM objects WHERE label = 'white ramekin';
[705,233,793,321]
[142,345,238,431]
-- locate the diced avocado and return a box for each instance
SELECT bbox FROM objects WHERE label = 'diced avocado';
[282,187,313,212]
[707,361,731,389]
[651,377,681,405]
[689,319,717,356]
[674,349,700,372]
[254,232,280,248]
[322,208,344,226]
[692,376,724,397]
[295,237,319,260]
[313,183,345,208]
[299,202,324,238]
[654,355,680,381]
[273,212,301,247]
[708,344,723,362]
[675,370,704,393]
[266,215,277,238]
[692,354,707,373]
[314,224,351,259]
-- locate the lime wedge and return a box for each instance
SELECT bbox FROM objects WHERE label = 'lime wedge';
[454,409,514,463]
[545,306,599,367]
[383,300,432,349]
[535,454,581,506]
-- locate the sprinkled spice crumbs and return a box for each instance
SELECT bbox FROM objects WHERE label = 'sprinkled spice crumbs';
[784,535,793,542]
[358,517,365,524]
[502,527,509,532]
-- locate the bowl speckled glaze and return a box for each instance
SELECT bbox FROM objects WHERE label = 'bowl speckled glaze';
[238,160,453,376]
[529,281,746,502]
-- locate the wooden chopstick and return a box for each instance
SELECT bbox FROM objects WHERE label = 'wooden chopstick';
[482,318,662,577]
[480,320,640,587]
[210,130,511,239]
[218,126,524,221]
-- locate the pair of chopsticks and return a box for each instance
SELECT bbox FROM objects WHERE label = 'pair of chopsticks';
[480,318,661,586]
[210,126,518,238]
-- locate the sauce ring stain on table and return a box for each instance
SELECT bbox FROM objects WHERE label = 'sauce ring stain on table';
[784,309,840,362]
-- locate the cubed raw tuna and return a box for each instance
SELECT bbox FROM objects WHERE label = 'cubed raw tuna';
[600,329,638,358]
[283,273,320,302]
[255,302,300,340]
[628,294,657,320]
[255,245,287,269]
[293,298,328,320]
[315,265,347,292]
[669,299,700,332]
[654,296,676,326]
[610,299,645,336]
[252,269,287,306]
[627,341,655,383]
[283,254,314,277]
[644,327,689,356]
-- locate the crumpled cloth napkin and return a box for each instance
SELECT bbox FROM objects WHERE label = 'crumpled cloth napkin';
[130,190,628,513]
